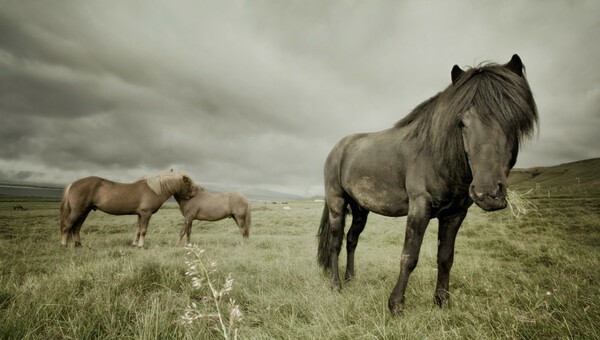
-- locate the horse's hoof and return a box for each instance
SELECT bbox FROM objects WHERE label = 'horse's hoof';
[74,242,82,248]
[434,291,450,308]
[388,299,405,316]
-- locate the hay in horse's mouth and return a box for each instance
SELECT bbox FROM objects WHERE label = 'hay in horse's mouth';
[506,189,540,218]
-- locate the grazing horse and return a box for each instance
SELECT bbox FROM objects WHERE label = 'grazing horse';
[60,171,197,247]
[317,55,538,315]
[174,185,251,245]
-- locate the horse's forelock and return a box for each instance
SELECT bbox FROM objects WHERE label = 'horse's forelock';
[395,62,538,181]
[461,65,539,147]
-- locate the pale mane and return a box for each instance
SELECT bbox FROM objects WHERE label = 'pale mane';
[144,171,191,196]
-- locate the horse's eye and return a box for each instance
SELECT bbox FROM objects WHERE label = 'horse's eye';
[458,121,465,128]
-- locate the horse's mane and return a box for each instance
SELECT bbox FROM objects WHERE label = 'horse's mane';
[395,62,538,181]
[144,171,193,196]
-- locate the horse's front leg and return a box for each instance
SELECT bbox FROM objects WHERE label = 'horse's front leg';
[132,215,142,246]
[136,214,152,248]
[179,219,192,246]
[388,196,431,315]
[435,209,467,307]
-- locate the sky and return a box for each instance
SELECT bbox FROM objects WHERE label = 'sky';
[0,0,598,196]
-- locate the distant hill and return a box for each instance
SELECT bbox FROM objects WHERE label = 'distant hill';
[509,158,600,192]
[197,183,305,201]
[0,181,305,201]
[237,188,305,201]
[0,182,63,198]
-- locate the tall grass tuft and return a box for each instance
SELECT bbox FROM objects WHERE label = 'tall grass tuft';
[181,244,243,340]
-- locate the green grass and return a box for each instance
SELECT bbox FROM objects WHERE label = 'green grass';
[1,195,599,339]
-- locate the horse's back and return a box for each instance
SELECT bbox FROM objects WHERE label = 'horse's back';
[69,176,125,198]
[67,176,105,197]
[67,177,153,214]
[229,192,249,215]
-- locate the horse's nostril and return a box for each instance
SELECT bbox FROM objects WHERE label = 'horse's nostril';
[496,182,505,198]
[470,185,484,200]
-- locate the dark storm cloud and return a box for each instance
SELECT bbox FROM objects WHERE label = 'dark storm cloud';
[0,63,115,118]
[0,1,598,195]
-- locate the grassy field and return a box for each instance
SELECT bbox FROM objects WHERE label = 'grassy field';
[0,194,599,339]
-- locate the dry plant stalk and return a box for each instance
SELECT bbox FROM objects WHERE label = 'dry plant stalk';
[506,188,541,218]
[181,245,242,340]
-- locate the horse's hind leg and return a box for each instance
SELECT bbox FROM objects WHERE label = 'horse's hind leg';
[435,210,467,307]
[345,202,369,281]
[327,195,347,291]
[61,218,73,247]
[72,210,91,247]
[61,208,89,247]
[233,214,249,239]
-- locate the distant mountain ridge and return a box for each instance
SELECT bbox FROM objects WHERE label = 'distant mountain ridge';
[508,158,600,190]
[0,181,305,201]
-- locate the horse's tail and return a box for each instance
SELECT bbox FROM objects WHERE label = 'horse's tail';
[317,202,336,270]
[243,202,251,238]
[59,183,72,233]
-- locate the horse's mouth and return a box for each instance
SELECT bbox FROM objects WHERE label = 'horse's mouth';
[469,181,508,211]
[472,196,507,211]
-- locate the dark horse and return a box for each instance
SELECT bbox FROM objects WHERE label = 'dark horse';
[317,55,538,315]
[60,171,197,247]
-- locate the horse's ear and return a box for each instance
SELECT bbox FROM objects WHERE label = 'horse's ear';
[451,65,464,85]
[183,175,191,184]
[505,54,524,77]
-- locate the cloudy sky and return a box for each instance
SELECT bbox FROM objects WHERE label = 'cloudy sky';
[0,1,598,196]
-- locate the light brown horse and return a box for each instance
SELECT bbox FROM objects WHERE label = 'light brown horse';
[60,171,197,247]
[174,185,251,245]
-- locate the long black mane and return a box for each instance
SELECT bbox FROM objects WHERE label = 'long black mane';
[395,63,538,181]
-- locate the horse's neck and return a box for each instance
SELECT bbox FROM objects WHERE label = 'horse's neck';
[194,190,211,202]
[145,181,175,200]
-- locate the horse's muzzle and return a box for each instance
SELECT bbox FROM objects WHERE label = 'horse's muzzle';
[472,196,507,211]
[469,183,507,211]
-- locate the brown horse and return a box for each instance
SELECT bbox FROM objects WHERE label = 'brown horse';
[60,171,197,247]
[174,185,251,245]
